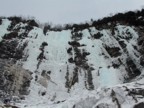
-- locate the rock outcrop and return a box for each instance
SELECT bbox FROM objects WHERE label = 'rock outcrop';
[0,59,32,100]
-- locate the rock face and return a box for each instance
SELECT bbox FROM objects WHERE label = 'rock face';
[0,59,32,99]
[134,102,144,108]
[0,10,144,107]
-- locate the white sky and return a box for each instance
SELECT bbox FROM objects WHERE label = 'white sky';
[0,0,144,24]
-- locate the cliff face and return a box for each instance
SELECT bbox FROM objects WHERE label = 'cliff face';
[1,10,144,107]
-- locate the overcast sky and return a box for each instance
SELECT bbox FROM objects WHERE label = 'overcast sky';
[0,0,144,24]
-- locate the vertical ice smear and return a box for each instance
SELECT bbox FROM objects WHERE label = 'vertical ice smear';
[22,29,73,104]
[0,19,11,42]
[99,67,121,87]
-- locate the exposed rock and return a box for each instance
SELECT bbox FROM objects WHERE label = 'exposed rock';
[105,47,121,57]
[70,67,79,87]
[41,70,50,80]
[140,56,144,66]
[0,59,32,98]
[41,42,48,47]
[43,25,51,35]
[65,65,70,90]
[87,68,94,90]
[3,32,18,40]
[93,32,103,39]
[0,105,19,108]
[134,102,144,108]
[118,41,127,48]
[126,58,141,79]
[96,103,114,108]
[0,19,2,25]
[37,77,48,88]
[68,58,74,63]
[138,36,144,46]
[71,32,83,41]
[67,47,72,54]
[68,41,81,47]
[0,40,26,60]
[37,42,47,69]
[27,19,39,27]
